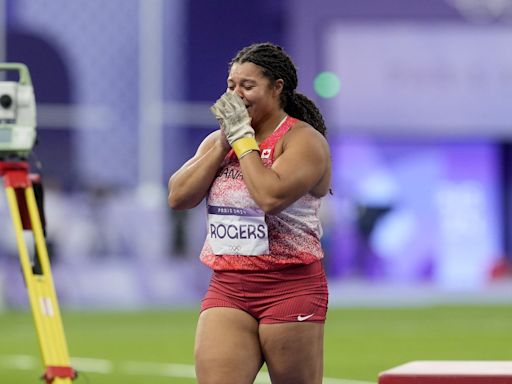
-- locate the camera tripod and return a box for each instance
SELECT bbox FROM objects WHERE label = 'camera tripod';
[0,160,76,383]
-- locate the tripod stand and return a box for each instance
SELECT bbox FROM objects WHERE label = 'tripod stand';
[0,160,76,384]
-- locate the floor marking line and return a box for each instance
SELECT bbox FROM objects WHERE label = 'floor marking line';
[0,354,375,383]
[70,356,113,374]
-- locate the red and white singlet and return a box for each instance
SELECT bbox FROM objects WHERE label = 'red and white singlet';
[200,116,324,271]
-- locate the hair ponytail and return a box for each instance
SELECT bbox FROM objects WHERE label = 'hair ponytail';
[285,92,327,137]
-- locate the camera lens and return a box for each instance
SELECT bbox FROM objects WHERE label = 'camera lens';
[0,94,13,109]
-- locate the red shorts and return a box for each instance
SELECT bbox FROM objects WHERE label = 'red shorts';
[201,261,329,324]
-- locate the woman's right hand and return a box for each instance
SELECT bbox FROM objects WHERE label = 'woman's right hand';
[216,127,232,152]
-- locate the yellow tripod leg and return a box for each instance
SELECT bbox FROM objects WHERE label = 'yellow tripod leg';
[5,184,75,384]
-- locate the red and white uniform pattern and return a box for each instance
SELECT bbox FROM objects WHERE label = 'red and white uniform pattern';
[200,116,324,271]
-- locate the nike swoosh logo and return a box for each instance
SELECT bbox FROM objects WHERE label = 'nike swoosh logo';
[297,314,315,321]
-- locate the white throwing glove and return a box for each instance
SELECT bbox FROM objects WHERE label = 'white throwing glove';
[210,92,260,158]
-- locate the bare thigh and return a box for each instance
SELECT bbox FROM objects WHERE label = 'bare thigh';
[195,307,264,384]
[259,322,324,384]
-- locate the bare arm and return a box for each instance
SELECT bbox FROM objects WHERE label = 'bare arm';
[168,130,230,210]
[239,123,331,214]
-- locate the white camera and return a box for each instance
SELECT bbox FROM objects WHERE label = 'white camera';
[0,63,37,159]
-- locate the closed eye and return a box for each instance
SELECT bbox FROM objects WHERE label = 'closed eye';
[227,85,254,91]
[227,79,257,91]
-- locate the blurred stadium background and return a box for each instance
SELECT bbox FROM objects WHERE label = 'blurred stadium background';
[1,0,512,383]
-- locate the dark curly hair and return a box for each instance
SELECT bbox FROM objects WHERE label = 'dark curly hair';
[229,42,327,137]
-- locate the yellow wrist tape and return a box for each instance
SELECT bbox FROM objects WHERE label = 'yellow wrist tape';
[239,150,255,159]
[232,137,260,159]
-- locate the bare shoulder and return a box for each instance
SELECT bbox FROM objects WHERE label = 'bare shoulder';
[281,121,331,197]
[281,120,330,155]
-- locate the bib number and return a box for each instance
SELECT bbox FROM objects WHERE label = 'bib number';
[207,205,269,255]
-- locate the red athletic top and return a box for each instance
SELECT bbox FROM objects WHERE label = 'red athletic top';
[200,116,324,271]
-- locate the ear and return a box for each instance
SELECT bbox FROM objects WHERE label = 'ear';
[273,79,284,97]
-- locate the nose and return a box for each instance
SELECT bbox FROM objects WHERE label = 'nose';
[232,85,244,99]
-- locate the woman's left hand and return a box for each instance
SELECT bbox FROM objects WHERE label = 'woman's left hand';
[210,92,254,146]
